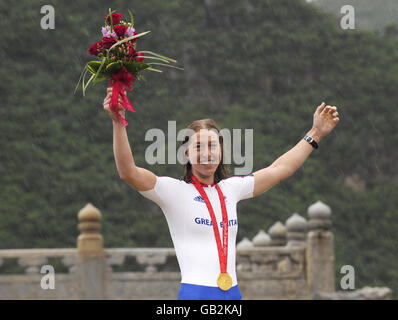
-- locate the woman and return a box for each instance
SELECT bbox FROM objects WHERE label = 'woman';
[103,87,340,300]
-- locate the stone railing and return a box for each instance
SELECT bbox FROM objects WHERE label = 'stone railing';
[0,201,392,299]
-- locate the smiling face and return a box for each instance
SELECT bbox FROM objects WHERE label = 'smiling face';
[185,128,222,179]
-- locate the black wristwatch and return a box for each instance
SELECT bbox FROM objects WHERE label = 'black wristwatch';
[303,135,319,149]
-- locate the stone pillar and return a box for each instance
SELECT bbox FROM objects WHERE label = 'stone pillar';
[286,213,307,247]
[306,201,335,296]
[268,221,287,246]
[252,230,271,247]
[77,203,106,299]
[237,237,254,250]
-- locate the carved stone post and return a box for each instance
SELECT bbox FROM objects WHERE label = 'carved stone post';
[286,213,307,247]
[252,230,271,247]
[77,203,106,299]
[268,221,287,246]
[306,201,335,296]
[237,237,254,250]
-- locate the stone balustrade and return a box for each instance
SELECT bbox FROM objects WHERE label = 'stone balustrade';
[0,201,392,299]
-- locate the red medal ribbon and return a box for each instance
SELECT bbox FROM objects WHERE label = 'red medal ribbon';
[109,67,136,127]
[191,174,229,274]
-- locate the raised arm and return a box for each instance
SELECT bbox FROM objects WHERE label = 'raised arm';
[252,102,340,197]
[103,87,156,191]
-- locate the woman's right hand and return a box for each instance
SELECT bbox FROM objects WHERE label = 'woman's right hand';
[103,87,126,123]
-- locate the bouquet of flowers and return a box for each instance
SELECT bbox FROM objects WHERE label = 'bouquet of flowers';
[75,8,183,126]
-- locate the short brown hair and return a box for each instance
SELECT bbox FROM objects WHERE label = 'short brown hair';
[180,119,230,184]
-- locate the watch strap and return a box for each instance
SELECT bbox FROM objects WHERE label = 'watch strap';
[303,135,319,149]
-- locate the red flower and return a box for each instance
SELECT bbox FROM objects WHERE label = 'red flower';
[113,25,127,37]
[88,41,103,55]
[105,13,122,25]
[102,37,116,49]
[128,43,137,57]
[132,31,140,40]
[135,52,145,62]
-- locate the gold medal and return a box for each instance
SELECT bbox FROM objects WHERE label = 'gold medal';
[217,272,232,291]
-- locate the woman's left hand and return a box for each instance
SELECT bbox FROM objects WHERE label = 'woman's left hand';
[312,102,340,139]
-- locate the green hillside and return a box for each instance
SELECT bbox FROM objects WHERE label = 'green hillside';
[0,0,397,297]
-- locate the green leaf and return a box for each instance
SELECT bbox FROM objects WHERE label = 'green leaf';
[81,67,89,96]
[136,73,146,82]
[140,50,177,63]
[125,61,150,74]
[128,9,134,27]
[146,67,163,73]
[87,61,102,74]
[104,8,116,26]
[109,8,114,31]
[147,62,184,71]
[74,65,87,94]
[83,73,95,97]
[141,56,171,64]
[82,58,107,96]
[93,75,110,83]
[93,57,107,81]
[109,31,151,51]
[105,61,123,73]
